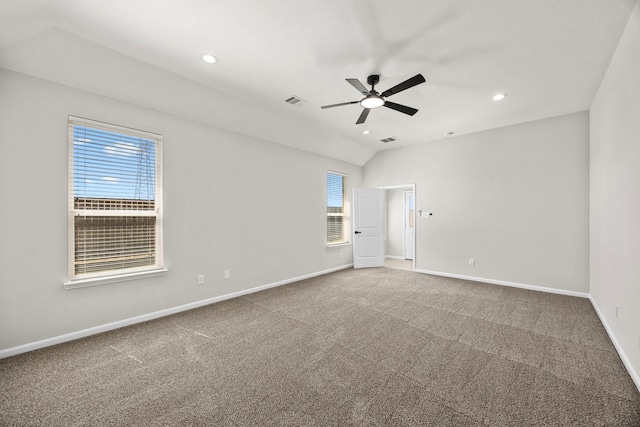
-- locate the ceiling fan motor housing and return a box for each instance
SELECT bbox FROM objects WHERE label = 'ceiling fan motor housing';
[360,75,383,109]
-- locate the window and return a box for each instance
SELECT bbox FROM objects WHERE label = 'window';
[327,171,349,245]
[66,117,164,287]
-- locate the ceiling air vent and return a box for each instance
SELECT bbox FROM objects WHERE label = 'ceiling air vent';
[380,136,399,143]
[284,95,307,106]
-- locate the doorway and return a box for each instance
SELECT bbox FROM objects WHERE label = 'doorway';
[404,191,415,260]
[381,184,415,271]
[352,184,416,271]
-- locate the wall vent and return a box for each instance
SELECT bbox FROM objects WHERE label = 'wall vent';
[380,136,399,143]
[284,95,307,106]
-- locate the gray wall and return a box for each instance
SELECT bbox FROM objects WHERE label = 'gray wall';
[590,0,640,386]
[0,69,361,351]
[364,112,590,293]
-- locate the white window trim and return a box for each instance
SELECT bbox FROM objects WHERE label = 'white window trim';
[326,170,351,247]
[325,242,352,248]
[66,116,165,288]
[64,268,168,290]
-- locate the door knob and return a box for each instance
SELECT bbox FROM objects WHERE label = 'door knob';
[354,231,362,234]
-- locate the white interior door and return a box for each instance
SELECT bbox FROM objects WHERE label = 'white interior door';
[404,191,415,260]
[353,188,385,268]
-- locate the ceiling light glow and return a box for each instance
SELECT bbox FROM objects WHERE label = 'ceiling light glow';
[492,93,507,101]
[202,54,218,64]
[362,130,371,135]
[360,96,385,109]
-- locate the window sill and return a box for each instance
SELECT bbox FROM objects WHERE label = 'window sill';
[326,242,352,248]
[64,268,168,290]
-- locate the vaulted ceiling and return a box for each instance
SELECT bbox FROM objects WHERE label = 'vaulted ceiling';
[0,0,636,165]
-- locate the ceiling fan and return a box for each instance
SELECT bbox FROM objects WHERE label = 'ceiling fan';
[321,74,425,124]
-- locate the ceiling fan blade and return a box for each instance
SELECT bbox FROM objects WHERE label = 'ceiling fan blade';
[320,101,359,109]
[380,74,426,98]
[383,101,418,116]
[356,108,370,124]
[346,78,371,96]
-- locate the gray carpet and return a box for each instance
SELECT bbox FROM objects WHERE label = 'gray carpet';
[1,268,639,426]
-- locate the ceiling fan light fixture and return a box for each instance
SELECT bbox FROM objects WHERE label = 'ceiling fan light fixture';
[360,96,385,109]
[202,54,218,64]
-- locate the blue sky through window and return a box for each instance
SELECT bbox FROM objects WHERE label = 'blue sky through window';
[327,173,344,208]
[73,126,155,200]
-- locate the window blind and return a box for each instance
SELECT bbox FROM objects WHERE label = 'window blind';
[327,172,349,244]
[68,117,163,278]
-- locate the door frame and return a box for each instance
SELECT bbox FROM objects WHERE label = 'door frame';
[380,184,416,271]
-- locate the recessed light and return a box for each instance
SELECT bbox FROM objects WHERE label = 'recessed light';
[492,93,507,101]
[202,54,218,64]
[362,130,371,135]
[446,131,455,136]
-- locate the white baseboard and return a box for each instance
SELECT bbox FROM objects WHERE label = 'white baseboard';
[589,297,640,393]
[385,255,405,260]
[414,269,590,299]
[0,264,353,359]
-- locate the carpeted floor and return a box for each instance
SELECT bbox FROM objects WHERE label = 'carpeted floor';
[1,268,639,426]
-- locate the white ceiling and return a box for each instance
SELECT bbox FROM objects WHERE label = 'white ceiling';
[0,0,636,165]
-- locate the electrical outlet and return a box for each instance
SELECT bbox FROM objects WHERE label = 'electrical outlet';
[469,258,475,266]
[224,270,230,280]
[198,275,205,285]
[616,305,619,319]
